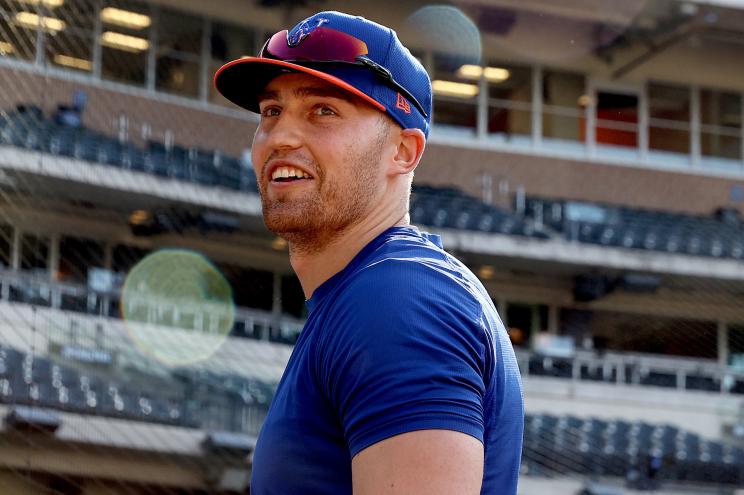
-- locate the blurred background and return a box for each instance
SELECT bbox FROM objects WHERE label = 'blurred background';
[0,0,743,493]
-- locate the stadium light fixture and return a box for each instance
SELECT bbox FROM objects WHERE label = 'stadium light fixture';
[100,7,151,30]
[432,80,479,98]
[0,41,14,54]
[101,31,149,52]
[18,0,65,7]
[271,237,287,250]
[477,265,495,280]
[54,54,92,71]
[14,12,66,34]
[457,64,510,83]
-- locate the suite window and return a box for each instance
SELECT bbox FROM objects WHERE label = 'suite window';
[111,243,149,273]
[506,302,547,348]
[155,8,201,97]
[100,0,151,86]
[542,70,584,143]
[20,233,48,271]
[648,82,690,155]
[589,310,716,359]
[216,262,272,311]
[45,0,96,73]
[59,236,104,284]
[0,0,40,61]
[729,324,744,369]
[0,224,11,268]
[701,88,741,160]
[209,21,255,105]
[431,53,478,133]
[487,62,531,138]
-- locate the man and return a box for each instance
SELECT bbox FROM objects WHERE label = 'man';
[214,11,524,494]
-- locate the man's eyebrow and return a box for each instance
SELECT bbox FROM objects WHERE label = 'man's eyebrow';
[256,89,279,103]
[295,86,357,104]
[256,85,358,105]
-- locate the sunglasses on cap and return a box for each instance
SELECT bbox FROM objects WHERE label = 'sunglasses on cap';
[260,27,429,118]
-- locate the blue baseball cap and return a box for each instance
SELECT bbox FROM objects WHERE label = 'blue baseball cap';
[214,11,432,138]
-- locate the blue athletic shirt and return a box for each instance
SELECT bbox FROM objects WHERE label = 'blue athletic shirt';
[251,226,524,494]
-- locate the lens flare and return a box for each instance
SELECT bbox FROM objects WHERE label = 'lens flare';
[121,249,235,366]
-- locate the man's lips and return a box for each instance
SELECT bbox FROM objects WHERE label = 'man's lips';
[263,160,316,183]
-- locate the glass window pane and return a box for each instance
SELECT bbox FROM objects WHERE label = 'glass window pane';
[55,0,95,32]
[42,0,95,72]
[431,54,478,134]
[648,83,690,155]
[542,70,584,142]
[210,21,255,105]
[595,91,638,149]
[155,9,201,97]
[112,244,149,273]
[217,262,272,311]
[158,8,201,56]
[701,88,741,160]
[587,310,717,359]
[487,62,531,137]
[21,233,48,271]
[59,236,104,284]
[47,31,93,72]
[729,324,744,368]
[100,0,151,86]
[0,224,11,267]
[156,55,199,97]
[0,1,39,61]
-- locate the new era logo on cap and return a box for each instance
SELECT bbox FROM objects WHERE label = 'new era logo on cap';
[396,93,411,114]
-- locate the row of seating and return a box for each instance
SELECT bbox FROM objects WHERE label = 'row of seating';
[523,413,744,484]
[527,354,744,394]
[523,197,744,260]
[0,346,270,432]
[3,106,742,260]
[0,106,257,193]
[411,185,548,239]
[4,343,743,485]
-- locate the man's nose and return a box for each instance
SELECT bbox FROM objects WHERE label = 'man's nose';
[263,111,303,151]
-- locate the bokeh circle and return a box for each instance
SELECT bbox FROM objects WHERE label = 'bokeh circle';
[121,249,235,366]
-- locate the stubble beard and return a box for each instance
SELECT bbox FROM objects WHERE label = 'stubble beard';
[259,126,386,255]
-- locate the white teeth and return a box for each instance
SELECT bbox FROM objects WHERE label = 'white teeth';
[271,166,311,180]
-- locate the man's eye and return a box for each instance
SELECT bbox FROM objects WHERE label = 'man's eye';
[314,106,336,116]
[261,106,280,117]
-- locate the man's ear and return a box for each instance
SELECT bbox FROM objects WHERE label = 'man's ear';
[390,128,426,176]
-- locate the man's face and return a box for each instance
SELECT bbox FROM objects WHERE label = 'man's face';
[252,73,391,251]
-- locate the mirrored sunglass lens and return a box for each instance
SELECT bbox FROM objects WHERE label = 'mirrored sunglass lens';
[264,28,368,63]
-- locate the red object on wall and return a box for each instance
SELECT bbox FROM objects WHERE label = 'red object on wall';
[579,108,638,146]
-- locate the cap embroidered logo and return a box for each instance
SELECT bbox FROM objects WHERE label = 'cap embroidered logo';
[396,92,411,114]
[287,17,329,47]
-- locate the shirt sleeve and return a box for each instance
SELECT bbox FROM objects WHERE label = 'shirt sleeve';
[315,259,491,458]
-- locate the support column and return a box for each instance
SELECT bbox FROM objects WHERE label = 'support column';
[691,85,701,168]
[271,272,282,342]
[10,227,21,270]
[477,69,488,139]
[531,65,543,148]
[719,320,729,368]
[48,233,59,280]
[547,304,559,334]
[639,81,649,161]
[146,6,159,92]
[199,17,211,102]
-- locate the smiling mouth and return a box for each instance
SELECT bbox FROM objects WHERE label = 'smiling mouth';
[270,165,314,183]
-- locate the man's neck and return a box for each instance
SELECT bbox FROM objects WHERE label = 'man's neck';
[289,213,410,300]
